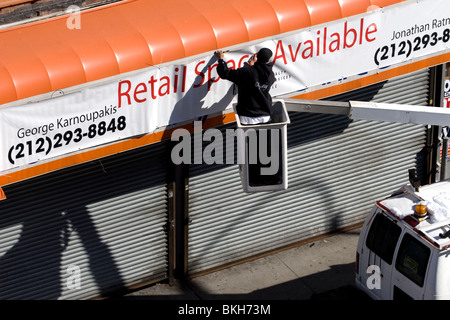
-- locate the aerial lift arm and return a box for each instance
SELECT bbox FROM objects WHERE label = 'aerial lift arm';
[284,98,450,126]
[235,98,450,192]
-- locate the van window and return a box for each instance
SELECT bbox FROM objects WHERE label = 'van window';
[366,212,401,264]
[395,233,430,287]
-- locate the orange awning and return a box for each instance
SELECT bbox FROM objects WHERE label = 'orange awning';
[0,0,405,105]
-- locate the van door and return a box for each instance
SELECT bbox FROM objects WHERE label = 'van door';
[363,211,402,299]
[391,232,431,300]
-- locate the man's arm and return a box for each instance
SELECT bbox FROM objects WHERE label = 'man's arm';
[216,58,237,81]
[214,51,256,83]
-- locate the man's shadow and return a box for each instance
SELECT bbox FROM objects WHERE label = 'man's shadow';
[0,203,125,300]
[168,56,236,127]
[0,157,151,299]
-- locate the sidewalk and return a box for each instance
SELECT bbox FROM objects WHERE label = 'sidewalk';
[115,227,367,300]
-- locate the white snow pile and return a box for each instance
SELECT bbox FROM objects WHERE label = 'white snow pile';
[421,192,450,223]
[381,183,450,223]
[380,194,415,219]
[389,206,407,218]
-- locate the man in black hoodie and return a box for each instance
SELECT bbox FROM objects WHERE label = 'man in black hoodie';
[215,48,281,187]
[215,48,276,125]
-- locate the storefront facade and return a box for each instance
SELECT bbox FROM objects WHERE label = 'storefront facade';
[0,0,449,299]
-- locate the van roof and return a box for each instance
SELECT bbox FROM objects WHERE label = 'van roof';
[378,179,450,250]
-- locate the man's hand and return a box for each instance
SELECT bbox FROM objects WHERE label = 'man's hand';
[214,50,224,60]
[245,53,257,66]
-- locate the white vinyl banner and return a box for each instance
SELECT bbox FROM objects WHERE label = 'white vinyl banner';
[0,0,449,172]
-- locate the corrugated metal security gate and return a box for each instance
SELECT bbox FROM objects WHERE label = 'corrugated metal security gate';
[187,69,430,274]
[0,142,169,299]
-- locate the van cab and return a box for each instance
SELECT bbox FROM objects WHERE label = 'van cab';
[356,178,450,300]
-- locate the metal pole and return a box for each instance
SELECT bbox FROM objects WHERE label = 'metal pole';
[441,137,448,181]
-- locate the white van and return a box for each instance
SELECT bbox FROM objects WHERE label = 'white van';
[355,178,450,300]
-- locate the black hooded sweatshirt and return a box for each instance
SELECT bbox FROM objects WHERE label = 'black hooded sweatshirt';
[217,59,276,118]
